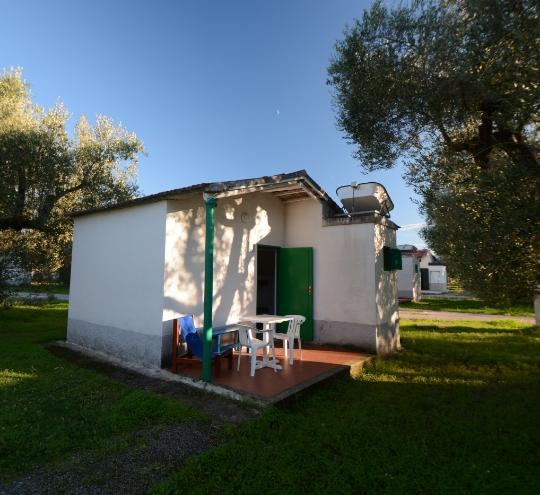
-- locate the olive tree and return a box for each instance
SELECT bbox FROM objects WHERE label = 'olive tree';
[0,69,144,283]
[328,0,539,301]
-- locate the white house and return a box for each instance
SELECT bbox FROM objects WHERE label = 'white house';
[417,249,447,293]
[397,245,421,301]
[67,171,401,369]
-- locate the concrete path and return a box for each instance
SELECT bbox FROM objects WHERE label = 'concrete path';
[400,308,535,324]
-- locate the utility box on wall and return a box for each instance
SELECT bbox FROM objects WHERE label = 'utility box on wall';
[383,246,402,271]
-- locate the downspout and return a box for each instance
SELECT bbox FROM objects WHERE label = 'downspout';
[203,193,217,382]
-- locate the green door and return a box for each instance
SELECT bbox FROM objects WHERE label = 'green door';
[276,247,313,340]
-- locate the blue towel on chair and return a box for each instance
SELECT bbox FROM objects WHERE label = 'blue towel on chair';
[179,315,233,359]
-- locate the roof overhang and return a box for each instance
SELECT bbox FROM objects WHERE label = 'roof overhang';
[71,170,342,218]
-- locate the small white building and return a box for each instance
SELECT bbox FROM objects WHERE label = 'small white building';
[67,171,401,369]
[417,249,447,293]
[397,245,421,301]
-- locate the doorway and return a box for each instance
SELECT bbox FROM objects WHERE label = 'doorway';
[256,245,314,341]
[256,245,277,314]
[420,268,430,290]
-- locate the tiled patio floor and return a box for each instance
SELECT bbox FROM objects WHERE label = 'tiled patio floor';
[173,344,372,403]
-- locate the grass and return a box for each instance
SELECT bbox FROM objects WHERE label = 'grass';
[0,302,203,482]
[153,318,540,495]
[400,297,534,316]
[1,282,69,295]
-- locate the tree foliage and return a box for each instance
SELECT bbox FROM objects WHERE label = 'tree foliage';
[328,0,540,301]
[0,69,144,281]
[408,147,539,302]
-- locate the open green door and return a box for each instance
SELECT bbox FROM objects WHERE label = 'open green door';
[276,247,313,340]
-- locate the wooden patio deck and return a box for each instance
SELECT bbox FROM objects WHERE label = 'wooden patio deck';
[173,344,372,404]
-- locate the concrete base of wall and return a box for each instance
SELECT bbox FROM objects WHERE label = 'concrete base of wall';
[313,320,377,353]
[429,283,447,292]
[67,318,163,369]
[398,289,414,299]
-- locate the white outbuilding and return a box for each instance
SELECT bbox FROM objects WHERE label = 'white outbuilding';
[397,245,421,301]
[67,171,401,370]
[417,249,448,293]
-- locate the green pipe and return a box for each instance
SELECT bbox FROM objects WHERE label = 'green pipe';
[202,194,217,382]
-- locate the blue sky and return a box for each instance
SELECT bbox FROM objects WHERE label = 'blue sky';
[2,0,425,246]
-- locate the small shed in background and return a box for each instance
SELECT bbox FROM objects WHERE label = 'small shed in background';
[397,245,421,301]
[417,249,448,293]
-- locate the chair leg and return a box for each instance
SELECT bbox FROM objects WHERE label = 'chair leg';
[237,346,242,371]
[250,350,256,377]
[271,342,277,373]
[289,337,294,365]
[283,339,288,359]
[298,338,302,361]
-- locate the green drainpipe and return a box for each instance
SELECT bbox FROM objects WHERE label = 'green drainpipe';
[202,193,217,382]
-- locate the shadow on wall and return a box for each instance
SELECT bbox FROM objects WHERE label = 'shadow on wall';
[374,225,400,354]
[163,196,275,328]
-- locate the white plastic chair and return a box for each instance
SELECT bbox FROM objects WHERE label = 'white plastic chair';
[236,324,276,377]
[272,315,305,365]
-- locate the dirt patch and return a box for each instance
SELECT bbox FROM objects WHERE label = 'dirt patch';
[45,343,261,424]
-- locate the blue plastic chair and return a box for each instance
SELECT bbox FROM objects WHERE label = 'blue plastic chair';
[171,315,235,377]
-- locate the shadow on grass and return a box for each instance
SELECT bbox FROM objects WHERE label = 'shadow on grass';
[152,319,540,495]
[0,302,202,483]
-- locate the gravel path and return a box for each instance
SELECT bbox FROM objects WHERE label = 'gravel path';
[0,345,260,495]
[10,291,69,301]
[0,422,217,495]
[400,308,535,324]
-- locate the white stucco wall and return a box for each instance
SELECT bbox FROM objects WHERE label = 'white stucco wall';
[284,199,376,324]
[284,199,399,353]
[67,201,169,366]
[162,192,285,329]
[284,199,389,350]
[374,224,400,353]
[397,254,421,300]
[428,265,447,292]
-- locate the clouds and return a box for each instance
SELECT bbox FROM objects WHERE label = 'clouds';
[399,222,425,231]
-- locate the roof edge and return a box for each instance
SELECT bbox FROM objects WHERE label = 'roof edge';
[71,170,341,218]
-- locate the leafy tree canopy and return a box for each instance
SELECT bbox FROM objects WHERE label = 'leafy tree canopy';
[0,69,144,281]
[408,146,539,302]
[328,0,539,184]
[328,0,539,301]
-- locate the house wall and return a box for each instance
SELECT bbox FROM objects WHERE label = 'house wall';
[284,199,380,351]
[161,192,285,364]
[397,255,421,301]
[428,265,447,292]
[67,201,168,367]
[374,224,400,354]
[419,253,434,268]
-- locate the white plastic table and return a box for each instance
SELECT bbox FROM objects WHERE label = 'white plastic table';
[240,315,294,371]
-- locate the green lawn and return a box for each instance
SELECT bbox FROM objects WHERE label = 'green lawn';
[0,302,202,482]
[1,282,69,295]
[2,303,539,493]
[400,297,534,317]
[154,318,540,495]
